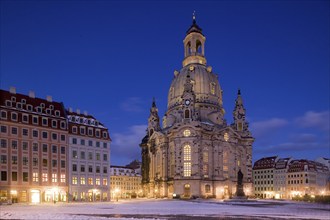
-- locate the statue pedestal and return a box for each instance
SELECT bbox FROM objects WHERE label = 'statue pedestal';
[232,184,247,200]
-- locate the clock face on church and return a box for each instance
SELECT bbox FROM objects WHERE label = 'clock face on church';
[185,100,190,106]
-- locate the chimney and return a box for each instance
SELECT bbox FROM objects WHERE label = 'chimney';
[9,87,16,94]
[46,95,52,102]
[68,107,73,112]
[83,110,88,116]
[76,109,80,114]
[29,91,35,98]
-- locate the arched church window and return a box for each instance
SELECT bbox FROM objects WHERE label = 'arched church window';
[210,83,215,95]
[183,144,191,177]
[184,109,190,119]
[196,40,202,55]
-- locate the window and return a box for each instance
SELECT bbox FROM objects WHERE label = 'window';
[52,120,57,128]
[11,112,18,121]
[95,178,100,185]
[23,172,28,182]
[81,139,85,145]
[1,139,7,148]
[42,118,48,126]
[103,142,107,148]
[80,151,85,159]
[96,130,100,137]
[22,142,28,151]
[33,143,38,151]
[96,166,100,173]
[72,127,77,134]
[72,177,78,185]
[1,126,7,133]
[33,158,38,166]
[61,146,65,154]
[32,173,39,182]
[1,155,7,164]
[184,110,190,119]
[60,134,66,141]
[88,152,93,160]
[42,173,48,182]
[103,132,107,138]
[183,144,191,177]
[61,160,65,168]
[88,140,93,146]
[12,172,17,181]
[1,110,7,119]
[52,174,57,183]
[22,156,28,165]
[33,130,38,138]
[88,177,93,185]
[1,171,7,181]
[88,165,93,173]
[43,159,48,167]
[103,178,107,186]
[72,138,77,144]
[22,114,28,123]
[52,133,57,140]
[72,164,77,172]
[42,131,48,139]
[103,154,107,161]
[80,165,85,172]
[80,127,85,135]
[33,116,38,124]
[11,140,18,149]
[52,160,57,167]
[52,145,57,153]
[60,121,66,129]
[80,177,86,185]
[42,144,48,153]
[11,127,18,135]
[96,141,100,147]
[205,184,211,193]
[55,110,60,116]
[103,166,107,174]
[96,153,100,161]
[88,128,93,136]
[60,174,65,183]
[11,155,18,164]
[72,150,78,159]
[183,129,191,137]
[22,128,28,136]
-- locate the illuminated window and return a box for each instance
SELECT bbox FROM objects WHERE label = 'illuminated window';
[183,145,191,161]
[80,177,86,185]
[60,174,66,183]
[72,177,78,185]
[205,184,211,193]
[96,178,100,185]
[183,129,191,137]
[183,144,191,177]
[224,133,229,141]
[88,177,93,185]
[33,172,38,182]
[103,178,107,186]
[52,173,57,183]
[42,173,48,182]
[210,83,215,95]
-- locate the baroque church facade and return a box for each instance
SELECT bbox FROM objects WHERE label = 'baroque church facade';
[140,17,254,199]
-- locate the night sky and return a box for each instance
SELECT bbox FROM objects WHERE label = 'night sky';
[1,1,329,166]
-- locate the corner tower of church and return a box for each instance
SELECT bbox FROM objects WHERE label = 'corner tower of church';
[140,15,254,199]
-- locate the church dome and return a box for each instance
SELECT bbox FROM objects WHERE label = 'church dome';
[167,64,223,111]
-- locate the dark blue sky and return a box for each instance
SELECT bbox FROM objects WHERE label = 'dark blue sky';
[1,0,329,165]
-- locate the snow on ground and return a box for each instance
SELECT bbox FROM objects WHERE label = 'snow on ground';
[0,198,329,220]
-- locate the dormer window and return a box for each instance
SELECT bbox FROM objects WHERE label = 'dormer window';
[36,107,42,113]
[11,97,16,102]
[11,112,18,121]
[72,126,77,134]
[40,103,45,108]
[49,105,54,110]
[95,130,100,138]
[21,99,26,104]
[16,103,22,109]
[60,121,66,129]
[27,105,33,111]
[103,131,107,138]
[5,100,12,107]
[46,109,51,115]
[80,118,84,124]
[55,110,60,117]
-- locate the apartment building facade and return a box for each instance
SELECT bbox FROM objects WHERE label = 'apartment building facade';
[110,165,142,199]
[0,88,68,203]
[67,109,111,202]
